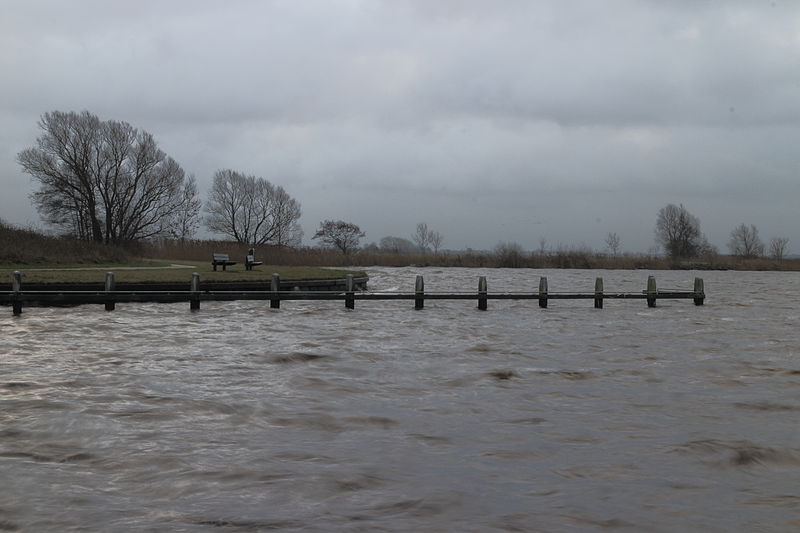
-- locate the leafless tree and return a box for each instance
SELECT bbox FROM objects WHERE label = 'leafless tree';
[313,220,365,254]
[269,186,304,247]
[412,222,431,252]
[538,237,548,256]
[495,241,525,268]
[655,204,708,259]
[429,231,443,253]
[204,169,302,246]
[380,236,416,253]
[411,222,444,253]
[769,237,789,261]
[605,232,621,256]
[18,110,198,243]
[727,223,764,258]
[168,174,202,242]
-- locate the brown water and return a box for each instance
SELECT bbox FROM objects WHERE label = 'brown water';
[2,268,799,532]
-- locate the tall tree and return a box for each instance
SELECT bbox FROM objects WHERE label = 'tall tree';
[429,230,443,253]
[727,223,765,258]
[605,232,621,256]
[204,169,302,246]
[769,237,789,260]
[411,222,443,253]
[18,110,198,243]
[169,174,202,242]
[412,222,431,252]
[313,220,365,254]
[655,204,708,259]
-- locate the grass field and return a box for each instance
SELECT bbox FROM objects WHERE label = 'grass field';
[0,260,365,285]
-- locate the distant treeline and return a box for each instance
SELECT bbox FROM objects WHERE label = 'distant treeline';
[2,221,797,271]
[142,238,800,272]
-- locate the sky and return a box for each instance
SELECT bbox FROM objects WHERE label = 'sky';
[1,0,799,253]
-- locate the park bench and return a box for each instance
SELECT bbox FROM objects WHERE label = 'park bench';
[211,253,237,271]
[245,248,263,271]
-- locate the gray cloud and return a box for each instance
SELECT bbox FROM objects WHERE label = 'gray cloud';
[2,0,799,253]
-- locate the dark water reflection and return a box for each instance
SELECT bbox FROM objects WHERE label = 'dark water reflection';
[2,268,800,531]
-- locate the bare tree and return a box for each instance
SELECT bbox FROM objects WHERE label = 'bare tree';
[429,231,443,253]
[379,236,417,254]
[411,222,444,253]
[313,220,365,254]
[168,174,202,242]
[538,237,548,256]
[204,169,302,246]
[269,186,304,247]
[605,232,621,257]
[769,237,789,260]
[412,222,431,252]
[655,204,708,259]
[727,223,764,258]
[494,241,525,268]
[18,110,198,243]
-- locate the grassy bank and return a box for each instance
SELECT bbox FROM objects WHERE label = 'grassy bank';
[0,219,135,265]
[0,261,361,285]
[0,222,363,283]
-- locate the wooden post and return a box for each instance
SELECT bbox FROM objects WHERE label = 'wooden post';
[190,272,201,311]
[104,272,115,311]
[646,275,657,308]
[538,277,548,308]
[345,274,355,309]
[414,275,424,310]
[477,276,487,310]
[12,271,22,316]
[270,273,281,309]
[694,277,705,306]
[594,277,603,309]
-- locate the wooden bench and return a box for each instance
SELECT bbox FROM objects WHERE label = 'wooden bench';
[211,253,237,271]
[245,249,263,271]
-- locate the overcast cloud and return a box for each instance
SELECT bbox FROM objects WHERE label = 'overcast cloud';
[2,0,798,252]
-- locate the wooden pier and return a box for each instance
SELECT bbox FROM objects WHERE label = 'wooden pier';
[2,272,704,315]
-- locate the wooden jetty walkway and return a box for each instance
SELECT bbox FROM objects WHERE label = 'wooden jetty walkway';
[2,271,704,315]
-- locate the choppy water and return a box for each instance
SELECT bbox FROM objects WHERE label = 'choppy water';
[2,267,800,532]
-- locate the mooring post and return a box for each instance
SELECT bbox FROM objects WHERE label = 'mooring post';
[594,277,604,309]
[12,271,22,316]
[104,272,115,311]
[477,276,488,310]
[345,274,355,309]
[538,277,548,308]
[646,275,657,308]
[190,272,201,311]
[694,277,705,306]
[415,275,424,310]
[270,273,281,309]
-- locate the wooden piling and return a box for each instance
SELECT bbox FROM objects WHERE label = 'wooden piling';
[190,272,201,311]
[694,277,705,306]
[538,277,548,308]
[478,276,487,310]
[270,273,281,309]
[12,271,22,316]
[646,275,657,308]
[594,277,603,309]
[415,275,424,310]
[345,274,355,309]
[104,272,115,311]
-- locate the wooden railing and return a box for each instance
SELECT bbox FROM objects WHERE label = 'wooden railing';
[2,272,705,315]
